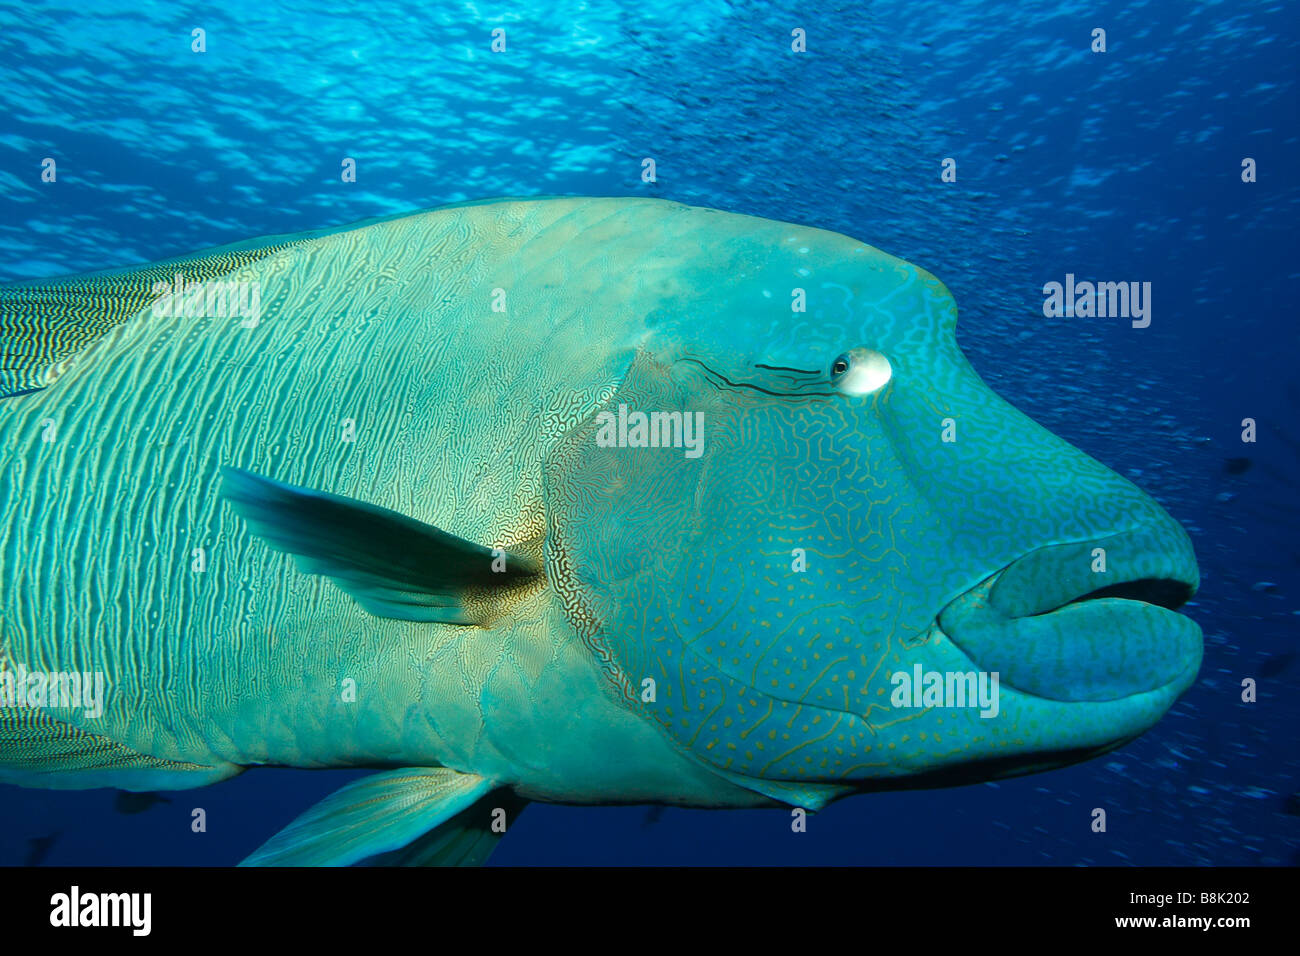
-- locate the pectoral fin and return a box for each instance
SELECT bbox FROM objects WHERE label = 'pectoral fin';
[239,767,495,867]
[221,466,541,624]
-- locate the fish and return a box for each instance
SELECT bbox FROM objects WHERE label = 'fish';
[641,805,668,829]
[113,790,172,814]
[1258,652,1296,679]
[0,196,1202,865]
[23,831,60,866]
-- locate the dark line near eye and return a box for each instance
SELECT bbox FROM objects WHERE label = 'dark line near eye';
[753,363,821,376]
[679,357,836,399]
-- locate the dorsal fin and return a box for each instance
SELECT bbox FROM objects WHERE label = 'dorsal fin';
[0,197,567,400]
[0,232,315,400]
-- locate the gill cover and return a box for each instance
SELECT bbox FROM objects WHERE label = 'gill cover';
[542,343,938,786]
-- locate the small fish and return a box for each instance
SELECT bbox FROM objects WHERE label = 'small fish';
[113,791,172,815]
[641,805,668,829]
[23,832,61,867]
[1258,653,1296,679]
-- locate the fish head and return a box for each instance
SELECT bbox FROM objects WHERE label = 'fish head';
[543,203,1200,802]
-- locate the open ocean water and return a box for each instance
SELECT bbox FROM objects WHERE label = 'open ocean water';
[0,0,1296,867]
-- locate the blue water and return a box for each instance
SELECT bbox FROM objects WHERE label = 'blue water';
[0,0,1296,865]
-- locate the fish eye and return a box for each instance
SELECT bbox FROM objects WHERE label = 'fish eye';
[831,347,892,396]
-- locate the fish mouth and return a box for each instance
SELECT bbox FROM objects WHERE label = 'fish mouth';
[936,525,1202,703]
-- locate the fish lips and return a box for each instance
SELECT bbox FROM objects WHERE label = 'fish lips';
[936,527,1202,704]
